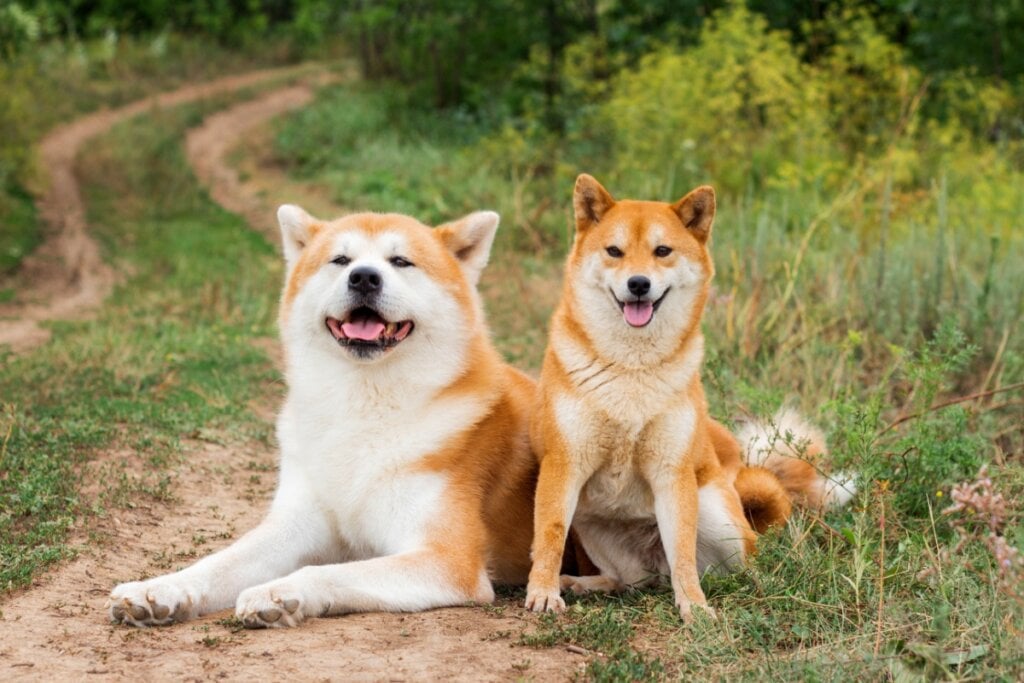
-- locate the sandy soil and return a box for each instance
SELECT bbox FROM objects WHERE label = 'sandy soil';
[0,74,585,681]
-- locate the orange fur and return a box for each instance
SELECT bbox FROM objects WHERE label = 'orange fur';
[733,467,792,533]
[285,211,539,597]
[525,175,799,619]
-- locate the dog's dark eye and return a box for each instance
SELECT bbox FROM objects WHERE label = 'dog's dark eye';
[331,255,351,266]
[654,246,673,257]
[606,246,624,258]
[389,256,414,268]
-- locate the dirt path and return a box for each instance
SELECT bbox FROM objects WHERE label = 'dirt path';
[0,78,585,681]
[0,64,315,354]
[0,437,582,681]
[185,75,340,240]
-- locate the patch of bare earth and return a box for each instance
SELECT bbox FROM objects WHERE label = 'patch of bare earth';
[0,79,584,681]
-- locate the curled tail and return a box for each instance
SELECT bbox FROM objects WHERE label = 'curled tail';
[733,466,793,533]
[735,408,857,511]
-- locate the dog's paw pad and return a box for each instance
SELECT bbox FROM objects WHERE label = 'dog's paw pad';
[109,579,196,627]
[236,586,306,629]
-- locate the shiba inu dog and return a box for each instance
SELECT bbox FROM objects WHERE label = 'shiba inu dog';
[109,206,541,627]
[524,175,854,619]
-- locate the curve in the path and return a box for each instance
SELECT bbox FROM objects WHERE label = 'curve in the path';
[0,64,315,354]
[188,84,316,239]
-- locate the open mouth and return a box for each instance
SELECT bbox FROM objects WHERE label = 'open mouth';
[613,288,670,328]
[325,306,414,351]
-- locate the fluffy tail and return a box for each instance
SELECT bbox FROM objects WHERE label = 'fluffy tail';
[735,408,857,510]
[733,466,793,533]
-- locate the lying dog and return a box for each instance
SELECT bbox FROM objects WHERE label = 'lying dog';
[525,175,854,619]
[109,206,540,627]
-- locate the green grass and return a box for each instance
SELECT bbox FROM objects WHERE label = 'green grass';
[0,101,282,590]
[0,185,39,275]
[269,81,1024,679]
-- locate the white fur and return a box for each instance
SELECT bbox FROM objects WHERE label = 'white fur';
[278,204,317,267]
[695,485,747,574]
[109,212,499,628]
[736,408,858,508]
[447,210,499,286]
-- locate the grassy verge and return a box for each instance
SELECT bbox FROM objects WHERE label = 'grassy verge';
[267,82,1024,678]
[0,185,37,286]
[0,100,283,591]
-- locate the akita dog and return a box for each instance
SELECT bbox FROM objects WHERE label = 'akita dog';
[110,206,540,627]
[524,175,854,619]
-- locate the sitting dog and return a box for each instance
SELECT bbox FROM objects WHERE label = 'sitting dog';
[109,206,540,627]
[524,175,855,619]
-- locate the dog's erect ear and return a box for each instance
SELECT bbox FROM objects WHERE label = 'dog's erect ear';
[672,185,716,244]
[436,211,500,286]
[573,174,616,232]
[278,204,321,267]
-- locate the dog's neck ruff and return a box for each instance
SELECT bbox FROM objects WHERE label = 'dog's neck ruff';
[553,310,705,392]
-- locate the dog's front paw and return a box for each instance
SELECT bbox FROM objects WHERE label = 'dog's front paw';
[236,582,307,629]
[524,583,565,613]
[108,577,199,626]
[676,597,716,624]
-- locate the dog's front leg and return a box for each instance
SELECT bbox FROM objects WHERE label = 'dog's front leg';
[235,550,492,628]
[648,464,712,622]
[109,475,334,626]
[525,451,588,612]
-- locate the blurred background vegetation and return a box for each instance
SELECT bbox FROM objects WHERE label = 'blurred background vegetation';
[0,2,1022,676]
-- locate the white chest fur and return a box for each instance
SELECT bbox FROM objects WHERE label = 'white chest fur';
[553,334,703,521]
[276,379,483,559]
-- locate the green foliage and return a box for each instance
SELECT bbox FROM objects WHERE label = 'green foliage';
[877,0,1024,81]
[521,605,666,681]
[0,184,38,274]
[273,84,491,223]
[599,2,836,195]
[587,649,665,682]
[2,0,301,50]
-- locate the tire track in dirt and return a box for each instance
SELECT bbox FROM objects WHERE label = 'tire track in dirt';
[186,82,328,241]
[0,77,585,681]
[0,64,314,354]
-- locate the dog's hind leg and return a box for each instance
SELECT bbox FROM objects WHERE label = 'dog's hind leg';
[235,549,493,628]
[559,517,662,597]
[696,481,757,576]
[560,574,624,595]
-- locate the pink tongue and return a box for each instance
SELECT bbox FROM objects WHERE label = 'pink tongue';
[624,301,654,327]
[341,319,385,341]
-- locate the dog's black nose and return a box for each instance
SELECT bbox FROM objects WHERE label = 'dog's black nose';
[627,276,651,297]
[348,266,383,294]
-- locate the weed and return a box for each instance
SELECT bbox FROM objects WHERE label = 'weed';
[587,650,665,683]
[215,615,245,634]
